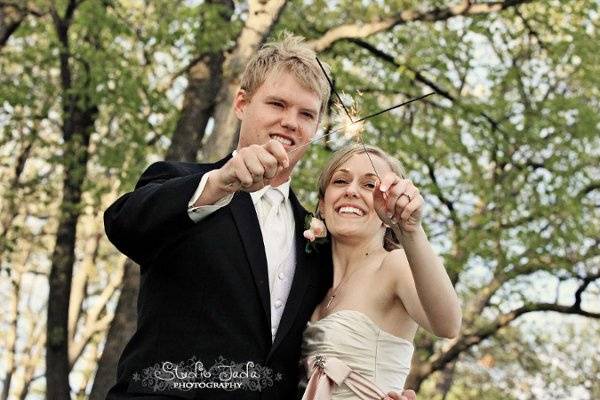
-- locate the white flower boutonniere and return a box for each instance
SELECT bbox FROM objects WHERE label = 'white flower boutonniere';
[303,214,328,253]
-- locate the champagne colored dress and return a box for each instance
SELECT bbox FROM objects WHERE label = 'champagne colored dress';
[300,310,414,400]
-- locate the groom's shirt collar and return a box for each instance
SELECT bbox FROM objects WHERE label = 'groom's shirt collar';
[250,180,291,205]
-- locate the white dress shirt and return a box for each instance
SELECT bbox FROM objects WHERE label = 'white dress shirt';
[187,170,296,341]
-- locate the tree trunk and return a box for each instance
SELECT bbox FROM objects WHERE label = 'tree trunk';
[404,365,428,393]
[68,238,94,345]
[202,0,287,161]
[88,259,139,400]
[46,5,99,395]
[46,108,96,398]
[165,0,233,162]
[0,370,13,400]
[165,51,226,162]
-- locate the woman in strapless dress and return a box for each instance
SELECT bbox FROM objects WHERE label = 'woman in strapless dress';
[300,144,462,400]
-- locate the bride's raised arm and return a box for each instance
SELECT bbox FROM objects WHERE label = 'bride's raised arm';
[375,173,462,339]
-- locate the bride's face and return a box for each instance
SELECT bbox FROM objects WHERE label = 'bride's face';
[320,153,391,242]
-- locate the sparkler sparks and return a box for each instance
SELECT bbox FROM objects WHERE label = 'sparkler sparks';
[290,90,435,154]
[332,99,381,179]
[333,102,365,140]
[306,56,436,181]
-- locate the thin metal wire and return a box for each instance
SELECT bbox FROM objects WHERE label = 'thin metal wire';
[352,92,434,124]
[357,135,381,180]
[315,57,381,179]
[289,91,435,154]
[352,92,434,182]
[316,57,354,122]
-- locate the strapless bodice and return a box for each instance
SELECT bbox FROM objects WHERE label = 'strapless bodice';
[301,310,414,399]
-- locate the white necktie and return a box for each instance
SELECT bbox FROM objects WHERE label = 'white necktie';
[262,188,289,274]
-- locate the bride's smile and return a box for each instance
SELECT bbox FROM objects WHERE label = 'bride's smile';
[320,154,391,245]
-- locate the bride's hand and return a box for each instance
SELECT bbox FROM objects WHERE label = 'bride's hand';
[373,172,423,233]
[386,389,417,400]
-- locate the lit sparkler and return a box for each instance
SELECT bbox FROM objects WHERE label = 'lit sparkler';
[306,57,436,181]
[290,91,435,154]
[333,101,365,139]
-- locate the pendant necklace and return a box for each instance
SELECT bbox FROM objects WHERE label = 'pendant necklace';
[325,291,337,310]
[325,252,370,310]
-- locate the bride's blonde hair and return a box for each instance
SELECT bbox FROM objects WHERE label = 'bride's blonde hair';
[317,144,407,251]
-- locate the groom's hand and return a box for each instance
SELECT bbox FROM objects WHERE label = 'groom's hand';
[216,140,289,193]
[194,141,289,206]
[386,389,416,400]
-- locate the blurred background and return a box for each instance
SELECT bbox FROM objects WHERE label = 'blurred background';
[0,0,599,398]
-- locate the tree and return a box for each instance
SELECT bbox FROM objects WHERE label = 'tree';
[0,0,598,398]
[2,0,178,397]
[289,0,600,396]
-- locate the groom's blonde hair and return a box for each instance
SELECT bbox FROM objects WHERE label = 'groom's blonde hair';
[240,32,331,117]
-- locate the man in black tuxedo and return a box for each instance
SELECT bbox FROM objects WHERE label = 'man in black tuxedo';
[104,35,415,400]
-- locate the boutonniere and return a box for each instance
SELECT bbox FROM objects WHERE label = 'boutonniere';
[303,213,328,254]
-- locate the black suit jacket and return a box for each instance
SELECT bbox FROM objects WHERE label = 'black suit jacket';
[104,157,332,399]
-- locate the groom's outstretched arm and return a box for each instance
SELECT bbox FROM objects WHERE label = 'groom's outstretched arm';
[104,161,210,266]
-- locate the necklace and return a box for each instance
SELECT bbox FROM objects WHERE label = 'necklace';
[325,293,336,309]
[324,263,365,310]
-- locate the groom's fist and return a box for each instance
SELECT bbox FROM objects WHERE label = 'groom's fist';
[217,141,289,192]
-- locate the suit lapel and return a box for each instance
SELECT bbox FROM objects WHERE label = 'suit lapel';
[268,190,312,357]
[229,191,271,328]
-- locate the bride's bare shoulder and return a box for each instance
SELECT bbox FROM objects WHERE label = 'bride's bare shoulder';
[381,248,409,270]
[378,249,413,288]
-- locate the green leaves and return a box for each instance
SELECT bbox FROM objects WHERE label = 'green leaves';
[289,1,599,397]
[1,0,598,398]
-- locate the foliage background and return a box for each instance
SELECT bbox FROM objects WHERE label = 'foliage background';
[0,0,598,398]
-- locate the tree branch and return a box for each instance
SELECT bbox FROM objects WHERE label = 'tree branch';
[347,38,511,136]
[68,267,123,367]
[514,6,548,52]
[422,274,600,378]
[574,270,600,309]
[462,275,507,324]
[0,3,24,48]
[308,0,535,52]
[62,0,80,25]
[419,155,459,222]
[0,1,46,16]
[578,182,600,200]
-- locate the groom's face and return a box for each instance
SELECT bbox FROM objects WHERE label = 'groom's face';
[234,70,322,175]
